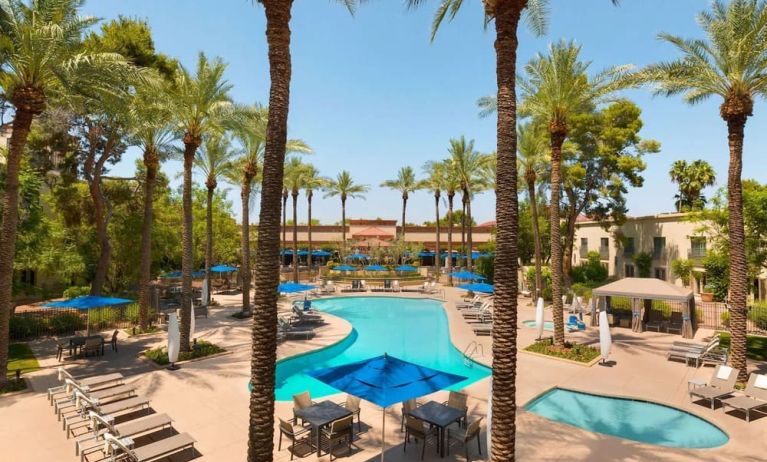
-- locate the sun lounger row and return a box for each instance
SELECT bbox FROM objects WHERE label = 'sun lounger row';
[47,368,197,461]
[371,280,402,292]
[689,365,767,422]
[667,336,728,367]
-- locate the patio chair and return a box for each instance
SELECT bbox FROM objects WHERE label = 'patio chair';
[319,415,354,461]
[361,280,368,292]
[443,391,469,427]
[279,319,315,340]
[462,302,492,320]
[403,415,439,460]
[278,417,313,460]
[400,399,419,432]
[107,330,119,353]
[339,395,362,433]
[82,336,104,358]
[456,295,482,310]
[447,416,483,462]
[292,391,315,425]
[667,311,683,335]
[689,365,738,409]
[392,280,401,292]
[48,369,124,404]
[720,373,767,422]
[645,310,665,332]
[102,431,196,462]
[76,412,173,461]
[699,347,729,368]
[566,315,586,331]
[291,305,323,324]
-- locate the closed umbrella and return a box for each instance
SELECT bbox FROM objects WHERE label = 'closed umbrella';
[167,313,180,370]
[201,277,209,307]
[189,303,196,343]
[535,297,545,340]
[599,310,612,364]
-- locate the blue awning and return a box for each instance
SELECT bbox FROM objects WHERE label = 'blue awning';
[210,264,238,273]
[278,282,317,294]
[312,250,332,257]
[457,283,494,294]
[333,264,357,271]
[394,265,417,272]
[417,251,435,257]
[43,295,133,311]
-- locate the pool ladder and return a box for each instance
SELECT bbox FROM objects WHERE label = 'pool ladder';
[463,341,484,367]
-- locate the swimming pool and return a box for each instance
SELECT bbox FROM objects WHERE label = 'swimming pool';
[274,296,491,401]
[522,320,555,331]
[525,388,729,449]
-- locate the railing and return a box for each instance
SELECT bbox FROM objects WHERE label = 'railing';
[696,302,767,334]
[688,249,706,260]
[599,248,609,261]
[463,341,485,367]
[579,247,589,259]
[9,304,155,341]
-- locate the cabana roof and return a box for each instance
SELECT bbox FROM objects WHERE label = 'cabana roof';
[592,277,693,302]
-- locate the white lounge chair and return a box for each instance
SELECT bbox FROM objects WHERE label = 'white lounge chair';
[689,365,738,410]
[65,392,151,436]
[48,368,124,404]
[720,373,767,422]
[76,412,174,461]
[103,432,196,462]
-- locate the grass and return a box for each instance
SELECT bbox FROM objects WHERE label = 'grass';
[124,325,160,336]
[144,340,225,366]
[717,332,767,361]
[1,343,39,394]
[524,338,601,363]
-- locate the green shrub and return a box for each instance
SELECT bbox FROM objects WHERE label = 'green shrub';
[748,302,767,331]
[633,252,652,278]
[49,312,85,334]
[9,316,46,339]
[703,253,729,302]
[526,266,552,300]
[572,252,608,285]
[671,259,694,285]
[62,286,91,299]
[721,311,730,328]
[570,283,594,300]
[524,338,600,363]
[475,255,494,283]
[611,296,631,310]
[144,340,225,366]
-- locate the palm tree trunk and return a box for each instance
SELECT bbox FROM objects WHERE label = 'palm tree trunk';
[241,178,253,315]
[205,185,214,306]
[447,193,454,286]
[460,194,466,267]
[282,189,288,267]
[434,193,441,279]
[292,192,299,283]
[401,195,407,242]
[0,107,36,385]
[341,196,347,259]
[466,189,473,271]
[307,192,313,276]
[528,179,543,299]
[725,115,749,383]
[249,1,292,459]
[491,3,523,459]
[89,163,111,296]
[180,137,198,353]
[549,130,566,349]
[138,148,159,331]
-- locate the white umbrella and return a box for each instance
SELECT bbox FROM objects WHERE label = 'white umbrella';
[189,304,196,343]
[201,277,209,308]
[599,310,612,363]
[535,297,545,340]
[167,313,180,370]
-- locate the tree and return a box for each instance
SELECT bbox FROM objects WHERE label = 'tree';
[323,170,368,259]
[669,159,716,211]
[441,159,461,286]
[519,40,630,349]
[168,52,233,352]
[284,157,308,283]
[247,1,362,459]
[636,0,767,382]
[0,0,139,386]
[421,161,447,277]
[195,133,236,304]
[381,166,419,247]
[302,164,326,273]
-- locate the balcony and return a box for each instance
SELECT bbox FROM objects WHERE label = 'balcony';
[579,247,589,259]
[623,247,635,257]
[688,248,706,262]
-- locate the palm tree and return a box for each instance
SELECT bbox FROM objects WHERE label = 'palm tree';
[247,2,361,457]
[195,133,236,305]
[323,171,369,259]
[169,53,233,352]
[636,0,767,383]
[0,0,139,385]
[421,161,447,277]
[284,157,308,283]
[669,159,716,211]
[303,164,327,274]
[381,166,419,245]
[442,159,461,286]
[519,40,630,348]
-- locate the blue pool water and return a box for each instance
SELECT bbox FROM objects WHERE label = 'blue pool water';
[525,388,729,449]
[522,320,555,331]
[274,297,491,401]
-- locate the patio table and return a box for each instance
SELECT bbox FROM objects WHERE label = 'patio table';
[293,400,352,457]
[407,400,464,457]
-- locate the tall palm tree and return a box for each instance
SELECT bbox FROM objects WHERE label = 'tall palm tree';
[0,0,138,385]
[303,164,326,274]
[284,157,308,283]
[421,161,447,277]
[442,159,461,286]
[282,186,288,266]
[323,170,369,259]
[247,2,361,458]
[381,166,419,244]
[519,40,630,348]
[636,0,767,382]
[169,53,233,352]
[669,159,717,211]
[195,133,236,305]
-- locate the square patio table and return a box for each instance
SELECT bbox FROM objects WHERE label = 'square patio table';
[407,400,464,457]
[294,400,352,457]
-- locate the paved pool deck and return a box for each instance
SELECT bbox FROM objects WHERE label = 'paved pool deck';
[0,285,765,461]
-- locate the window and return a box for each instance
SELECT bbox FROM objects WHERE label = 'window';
[653,237,666,259]
[579,238,589,258]
[690,237,707,258]
[625,264,635,277]
[654,267,667,281]
[600,238,609,260]
[624,237,635,255]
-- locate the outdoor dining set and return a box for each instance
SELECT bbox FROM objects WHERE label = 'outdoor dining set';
[56,330,119,361]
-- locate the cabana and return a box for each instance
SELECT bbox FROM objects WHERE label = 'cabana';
[591,277,696,338]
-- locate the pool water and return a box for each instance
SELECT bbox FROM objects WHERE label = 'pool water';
[522,320,555,331]
[525,388,729,449]
[274,296,491,401]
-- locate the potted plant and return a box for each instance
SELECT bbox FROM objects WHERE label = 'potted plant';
[701,285,715,302]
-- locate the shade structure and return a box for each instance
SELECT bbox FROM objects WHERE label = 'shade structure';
[44,295,133,336]
[631,298,644,333]
[364,264,388,272]
[394,265,417,272]
[333,264,357,272]
[599,310,612,363]
[210,264,237,273]
[457,282,494,294]
[450,271,486,281]
[307,354,467,461]
[277,282,317,294]
[535,297,545,340]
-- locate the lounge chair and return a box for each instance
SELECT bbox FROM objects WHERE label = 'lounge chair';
[76,412,173,461]
[103,432,196,462]
[48,369,124,404]
[699,347,729,368]
[566,315,586,331]
[55,380,137,419]
[392,280,401,292]
[472,323,492,336]
[720,373,767,422]
[65,392,152,436]
[321,281,336,294]
[645,309,665,332]
[667,311,683,334]
[291,305,323,324]
[462,302,492,320]
[456,295,482,310]
[668,337,718,365]
[689,365,738,409]
[279,318,316,340]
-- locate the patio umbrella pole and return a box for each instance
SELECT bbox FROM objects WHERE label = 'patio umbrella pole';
[381,406,386,462]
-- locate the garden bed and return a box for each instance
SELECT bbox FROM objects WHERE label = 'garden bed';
[142,340,226,366]
[2,343,39,395]
[717,332,767,361]
[523,338,601,366]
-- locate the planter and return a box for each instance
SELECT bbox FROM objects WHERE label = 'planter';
[701,292,714,302]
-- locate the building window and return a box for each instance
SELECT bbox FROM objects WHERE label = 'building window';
[600,238,609,260]
[654,267,667,281]
[690,237,707,259]
[579,238,589,258]
[625,264,635,277]
[624,237,635,256]
[653,237,666,259]
[20,269,36,286]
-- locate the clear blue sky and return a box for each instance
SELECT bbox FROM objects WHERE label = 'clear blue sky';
[88,0,767,225]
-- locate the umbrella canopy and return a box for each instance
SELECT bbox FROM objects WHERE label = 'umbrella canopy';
[364,264,388,272]
[457,283,494,294]
[346,253,369,261]
[210,264,237,273]
[278,282,317,294]
[450,271,486,281]
[44,296,133,336]
[312,250,332,257]
[394,265,417,272]
[160,270,205,279]
[417,250,435,257]
[333,264,357,272]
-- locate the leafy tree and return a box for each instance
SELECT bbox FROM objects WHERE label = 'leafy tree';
[420,160,447,276]
[571,251,608,285]
[323,171,368,258]
[671,259,694,287]
[704,252,730,302]
[302,163,326,271]
[381,166,419,245]
[633,252,653,278]
[669,159,716,211]
[284,156,309,282]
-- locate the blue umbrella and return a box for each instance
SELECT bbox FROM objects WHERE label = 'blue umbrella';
[450,271,486,281]
[346,253,368,261]
[364,264,388,272]
[394,265,417,272]
[333,264,357,272]
[417,250,435,257]
[457,282,494,294]
[277,282,317,294]
[210,264,237,273]
[312,250,332,257]
[296,250,309,257]
[280,249,294,255]
[160,270,205,279]
[307,354,467,460]
[44,295,133,336]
